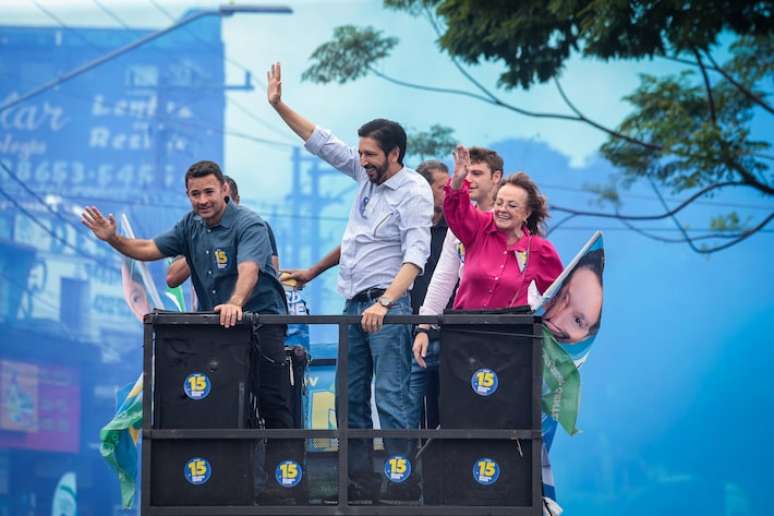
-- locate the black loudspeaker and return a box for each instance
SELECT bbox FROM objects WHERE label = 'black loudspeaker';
[424,439,533,506]
[150,439,255,506]
[153,323,256,429]
[439,321,535,429]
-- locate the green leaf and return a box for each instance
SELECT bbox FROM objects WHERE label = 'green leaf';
[302,25,398,85]
[406,124,456,161]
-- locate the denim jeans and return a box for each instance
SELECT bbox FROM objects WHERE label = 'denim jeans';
[252,324,301,497]
[339,294,413,480]
[408,337,440,430]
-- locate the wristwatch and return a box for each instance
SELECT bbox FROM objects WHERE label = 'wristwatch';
[377,295,394,309]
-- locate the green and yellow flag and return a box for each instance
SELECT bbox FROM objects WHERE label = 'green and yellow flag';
[99,375,143,508]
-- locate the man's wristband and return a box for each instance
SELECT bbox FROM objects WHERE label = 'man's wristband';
[414,326,440,339]
[414,326,429,337]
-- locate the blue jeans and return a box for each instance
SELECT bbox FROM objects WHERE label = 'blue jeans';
[408,337,440,429]
[339,295,413,479]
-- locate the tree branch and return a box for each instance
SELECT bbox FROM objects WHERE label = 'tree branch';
[546,213,577,237]
[549,181,747,221]
[647,176,704,253]
[420,7,663,152]
[368,66,580,121]
[423,8,498,104]
[553,79,662,151]
[724,156,774,195]
[658,54,722,73]
[636,177,772,254]
[368,67,498,106]
[693,211,774,252]
[692,48,717,125]
[615,218,760,244]
[703,51,774,115]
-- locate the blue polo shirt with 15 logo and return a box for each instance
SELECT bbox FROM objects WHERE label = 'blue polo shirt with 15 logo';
[154,201,287,315]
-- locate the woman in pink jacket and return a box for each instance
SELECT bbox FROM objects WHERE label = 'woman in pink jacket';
[444,145,563,310]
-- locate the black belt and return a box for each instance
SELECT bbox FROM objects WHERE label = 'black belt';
[350,287,386,304]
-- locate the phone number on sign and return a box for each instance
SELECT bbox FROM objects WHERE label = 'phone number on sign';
[3,159,172,189]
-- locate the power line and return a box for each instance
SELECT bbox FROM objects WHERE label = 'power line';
[0,183,120,271]
[147,0,265,88]
[32,0,108,54]
[240,206,774,233]
[17,5,774,214]
[29,0,294,146]
[0,160,100,242]
[547,225,774,234]
[539,182,773,211]
[94,0,289,143]
[1,66,295,151]
[144,0,296,141]
[106,0,294,144]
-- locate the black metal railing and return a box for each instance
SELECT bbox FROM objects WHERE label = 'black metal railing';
[141,312,544,516]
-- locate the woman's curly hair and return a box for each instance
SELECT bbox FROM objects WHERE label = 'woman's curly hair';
[499,172,551,236]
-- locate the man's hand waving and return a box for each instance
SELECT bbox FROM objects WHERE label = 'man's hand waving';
[81,206,117,241]
[267,62,282,107]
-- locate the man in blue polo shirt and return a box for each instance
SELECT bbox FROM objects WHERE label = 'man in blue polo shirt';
[81,160,294,502]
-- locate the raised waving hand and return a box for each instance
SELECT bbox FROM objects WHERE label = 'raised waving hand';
[267,62,282,107]
[451,144,471,190]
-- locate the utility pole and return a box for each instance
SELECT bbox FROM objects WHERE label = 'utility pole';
[287,147,352,313]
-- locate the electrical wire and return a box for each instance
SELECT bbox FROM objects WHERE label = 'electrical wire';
[0,183,119,271]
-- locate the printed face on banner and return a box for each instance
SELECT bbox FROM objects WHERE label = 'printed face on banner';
[540,240,605,346]
[121,260,151,323]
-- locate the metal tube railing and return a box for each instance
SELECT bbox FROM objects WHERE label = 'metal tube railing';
[141,311,544,516]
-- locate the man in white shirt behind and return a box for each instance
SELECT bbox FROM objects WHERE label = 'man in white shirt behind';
[267,63,433,502]
[410,148,503,427]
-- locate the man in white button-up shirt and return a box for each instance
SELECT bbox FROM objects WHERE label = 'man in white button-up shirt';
[267,63,433,502]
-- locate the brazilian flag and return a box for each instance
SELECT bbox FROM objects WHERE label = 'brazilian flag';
[100,375,143,508]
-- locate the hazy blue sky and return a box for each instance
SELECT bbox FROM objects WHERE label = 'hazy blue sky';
[4,0,695,201]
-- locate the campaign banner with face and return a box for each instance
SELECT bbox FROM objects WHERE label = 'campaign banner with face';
[534,231,605,436]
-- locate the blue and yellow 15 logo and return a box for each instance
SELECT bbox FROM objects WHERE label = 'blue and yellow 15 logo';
[473,457,500,485]
[384,455,411,483]
[214,248,229,270]
[184,457,211,485]
[471,368,499,396]
[183,373,211,400]
[275,460,303,488]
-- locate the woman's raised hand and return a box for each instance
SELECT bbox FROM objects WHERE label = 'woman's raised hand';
[451,144,471,189]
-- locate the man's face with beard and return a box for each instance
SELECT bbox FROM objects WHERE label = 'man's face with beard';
[358,136,394,184]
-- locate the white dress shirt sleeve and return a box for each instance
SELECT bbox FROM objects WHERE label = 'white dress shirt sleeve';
[304,126,366,182]
[398,183,433,274]
[419,229,462,315]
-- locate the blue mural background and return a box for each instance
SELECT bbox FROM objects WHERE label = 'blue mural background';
[1,1,772,515]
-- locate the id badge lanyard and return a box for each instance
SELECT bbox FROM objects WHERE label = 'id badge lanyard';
[508,234,532,307]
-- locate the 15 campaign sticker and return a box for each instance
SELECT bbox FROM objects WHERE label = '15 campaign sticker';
[275,460,303,488]
[384,455,411,483]
[184,457,212,485]
[183,373,211,400]
[473,457,500,485]
[471,368,499,396]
